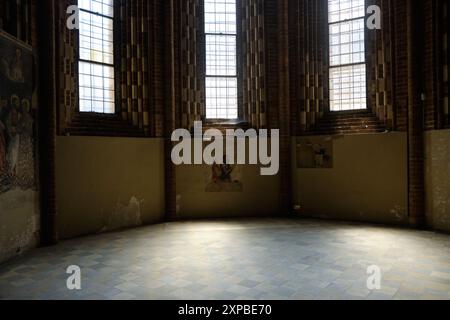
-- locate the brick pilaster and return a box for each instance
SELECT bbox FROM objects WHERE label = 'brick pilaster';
[164,0,178,222]
[38,0,58,245]
[407,0,426,228]
[278,0,293,215]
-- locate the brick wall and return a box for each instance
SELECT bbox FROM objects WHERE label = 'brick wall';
[392,0,408,131]
[438,0,449,128]
[286,0,444,134]
[394,0,445,132]
[264,0,280,130]
[423,0,438,130]
[288,0,328,135]
[44,0,445,136]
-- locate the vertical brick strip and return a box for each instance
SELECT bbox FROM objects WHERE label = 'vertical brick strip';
[366,0,394,129]
[407,0,425,228]
[278,0,292,215]
[289,0,328,135]
[180,0,203,130]
[392,0,408,131]
[242,0,267,129]
[38,0,58,245]
[440,0,449,128]
[164,0,178,221]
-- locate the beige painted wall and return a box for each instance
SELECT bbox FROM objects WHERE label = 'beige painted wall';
[293,133,408,225]
[425,129,450,233]
[177,163,280,219]
[175,137,281,219]
[51,131,449,238]
[175,136,281,219]
[56,137,165,239]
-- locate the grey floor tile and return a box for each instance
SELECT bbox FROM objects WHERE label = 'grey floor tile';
[0,218,449,300]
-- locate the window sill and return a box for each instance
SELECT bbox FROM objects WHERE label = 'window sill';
[328,109,369,115]
[61,113,146,138]
[202,119,251,131]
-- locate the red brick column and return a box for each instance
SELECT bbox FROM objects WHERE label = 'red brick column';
[278,0,293,215]
[407,0,426,228]
[38,0,58,245]
[164,0,178,221]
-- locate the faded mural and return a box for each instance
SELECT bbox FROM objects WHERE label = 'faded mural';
[297,138,333,169]
[206,156,243,192]
[0,33,36,194]
[0,31,38,264]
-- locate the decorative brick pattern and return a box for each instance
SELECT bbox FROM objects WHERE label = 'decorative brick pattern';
[366,0,394,130]
[119,0,164,137]
[392,0,408,131]
[422,0,438,130]
[242,0,267,129]
[179,0,203,130]
[176,0,271,130]
[263,0,279,130]
[289,0,328,135]
[56,0,78,135]
[53,0,165,137]
[440,0,449,127]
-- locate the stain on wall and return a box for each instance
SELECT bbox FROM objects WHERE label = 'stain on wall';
[104,196,144,232]
[293,133,408,225]
[56,137,165,239]
[425,129,450,233]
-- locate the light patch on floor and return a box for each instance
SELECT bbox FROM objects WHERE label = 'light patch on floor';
[0,219,449,300]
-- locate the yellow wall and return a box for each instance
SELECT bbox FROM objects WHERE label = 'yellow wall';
[56,137,165,239]
[293,133,408,225]
[425,129,450,233]
[53,131,450,239]
[176,164,280,219]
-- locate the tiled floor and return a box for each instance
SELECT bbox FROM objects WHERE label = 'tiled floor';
[1,218,450,300]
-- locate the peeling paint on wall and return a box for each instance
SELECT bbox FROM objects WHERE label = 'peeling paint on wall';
[390,205,408,222]
[0,189,39,264]
[56,137,165,239]
[104,196,144,232]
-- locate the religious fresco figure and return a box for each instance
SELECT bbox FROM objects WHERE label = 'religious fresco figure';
[211,158,235,184]
[206,155,243,193]
[0,101,7,177]
[0,33,35,194]
[16,98,35,189]
[1,48,25,83]
[6,95,21,180]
